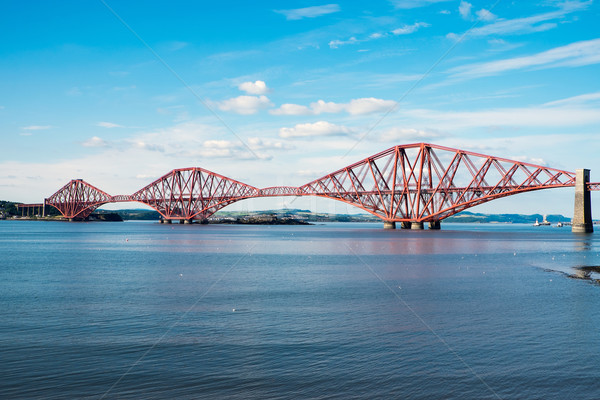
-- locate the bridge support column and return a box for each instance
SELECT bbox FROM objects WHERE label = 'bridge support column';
[383,221,396,229]
[400,222,411,229]
[183,219,193,224]
[429,221,441,230]
[411,222,424,230]
[572,168,593,233]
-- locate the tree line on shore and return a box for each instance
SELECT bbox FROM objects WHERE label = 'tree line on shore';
[0,201,570,224]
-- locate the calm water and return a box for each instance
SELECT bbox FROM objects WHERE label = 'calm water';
[1,220,600,399]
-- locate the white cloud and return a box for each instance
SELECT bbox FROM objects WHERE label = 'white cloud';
[279,121,354,138]
[459,1,472,19]
[379,127,444,142]
[22,125,51,131]
[476,8,496,21]
[82,136,109,148]
[275,4,340,20]
[116,121,285,162]
[296,169,324,177]
[329,37,359,49]
[270,97,397,116]
[403,105,600,129]
[200,138,291,153]
[448,38,600,79]
[346,98,397,115]
[97,121,123,128]
[238,80,269,95]
[217,95,273,115]
[270,103,313,116]
[247,137,294,151]
[203,139,237,149]
[543,92,600,107]
[391,22,430,35]
[451,1,591,38]
[329,22,429,48]
[130,140,165,153]
[311,100,346,114]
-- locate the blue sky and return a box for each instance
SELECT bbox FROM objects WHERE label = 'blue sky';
[1,0,599,216]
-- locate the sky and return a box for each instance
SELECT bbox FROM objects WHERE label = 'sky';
[1,0,599,216]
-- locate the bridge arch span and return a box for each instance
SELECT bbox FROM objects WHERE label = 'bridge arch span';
[296,143,576,224]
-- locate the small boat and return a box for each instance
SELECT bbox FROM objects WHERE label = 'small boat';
[534,215,551,226]
[556,221,563,227]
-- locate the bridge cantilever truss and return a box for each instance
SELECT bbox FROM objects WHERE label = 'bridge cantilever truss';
[129,167,260,221]
[46,179,113,220]
[297,143,577,224]
[45,143,587,224]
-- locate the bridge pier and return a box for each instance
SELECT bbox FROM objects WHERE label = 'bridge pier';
[572,169,593,233]
[400,222,411,229]
[429,221,441,230]
[411,222,424,230]
[383,221,396,229]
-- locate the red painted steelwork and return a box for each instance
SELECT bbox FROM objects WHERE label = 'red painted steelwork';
[588,183,600,191]
[46,179,112,219]
[129,168,259,220]
[259,186,300,196]
[45,143,580,222]
[299,143,576,223]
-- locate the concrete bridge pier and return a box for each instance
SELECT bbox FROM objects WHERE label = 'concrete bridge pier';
[383,221,396,229]
[400,222,411,229]
[572,168,593,233]
[429,221,441,230]
[411,222,424,230]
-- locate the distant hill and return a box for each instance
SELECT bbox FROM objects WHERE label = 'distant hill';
[94,208,571,224]
[94,209,160,220]
[444,211,569,224]
[0,202,571,224]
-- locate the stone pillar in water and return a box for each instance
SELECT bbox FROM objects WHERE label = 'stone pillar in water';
[411,222,424,230]
[429,221,441,230]
[383,221,396,229]
[400,221,411,229]
[572,169,593,233]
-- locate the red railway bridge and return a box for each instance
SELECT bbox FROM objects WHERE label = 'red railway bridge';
[43,143,597,232]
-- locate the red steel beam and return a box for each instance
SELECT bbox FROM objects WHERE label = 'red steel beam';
[44,143,581,223]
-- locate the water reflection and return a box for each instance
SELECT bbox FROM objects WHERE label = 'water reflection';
[574,238,593,252]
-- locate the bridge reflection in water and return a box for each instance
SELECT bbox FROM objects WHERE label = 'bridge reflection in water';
[43,143,596,232]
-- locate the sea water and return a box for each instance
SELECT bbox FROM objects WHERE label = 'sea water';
[1,220,600,399]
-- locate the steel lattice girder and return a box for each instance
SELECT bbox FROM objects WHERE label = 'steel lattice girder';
[44,143,579,222]
[46,179,112,219]
[129,167,260,219]
[299,143,576,222]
